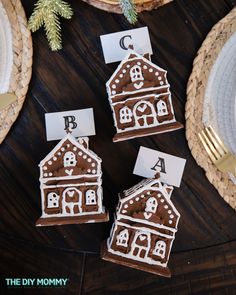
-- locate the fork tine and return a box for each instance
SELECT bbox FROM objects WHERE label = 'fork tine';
[198,132,217,163]
[205,127,226,156]
[208,126,228,153]
[200,130,222,160]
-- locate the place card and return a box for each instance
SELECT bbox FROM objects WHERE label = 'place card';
[100,27,153,64]
[133,146,186,187]
[45,108,96,141]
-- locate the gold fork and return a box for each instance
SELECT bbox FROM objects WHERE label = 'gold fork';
[198,125,236,176]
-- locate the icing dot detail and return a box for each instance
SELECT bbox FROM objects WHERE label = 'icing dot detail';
[157,193,162,198]
[161,199,164,203]
[170,214,174,219]
[149,68,153,72]
[44,173,48,177]
[168,210,172,214]
[160,81,164,85]
[73,147,77,151]
[43,166,47,171]
[119,74,123,78]
[169,220,173,224]
[61,147,65,152]
[164,205,168,209]
[147,191,151,195]
[87,158,92,162]
[112,90,116,95]
[87,169,91,173]
[78,151,83,156]
[83,155,87,159]
[158,76,162,80]
[57,152,61,156]
[129,200,134,204]
[48,161,52,165]
[126,64,130,68]
[67,144,70,148]
[92,163,96,167]
[122,69,126,73]
[124,204,128,208]
[115,79,119,83]
[112,84,116,89]
[141,194,145,198]
[155,72,159,76]
[49,172,53,177]
[53,157,57,161]
[122,210,127,214]
[137,62,141,66]
[135,197,140,201]
[92,169,96,174]
[143,65,147,69]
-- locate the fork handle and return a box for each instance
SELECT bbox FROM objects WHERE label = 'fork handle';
[216,154,236,176]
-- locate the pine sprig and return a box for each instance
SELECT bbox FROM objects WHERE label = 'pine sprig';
[119,0,138,24]
[28,0,73,51]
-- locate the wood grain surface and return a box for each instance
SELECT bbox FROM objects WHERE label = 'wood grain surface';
[0,0,236,294]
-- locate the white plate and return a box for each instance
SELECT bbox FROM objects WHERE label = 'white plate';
[203,31,236,155]
[0,1,13,94]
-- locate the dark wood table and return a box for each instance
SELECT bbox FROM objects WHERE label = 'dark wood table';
[1,0,236,294]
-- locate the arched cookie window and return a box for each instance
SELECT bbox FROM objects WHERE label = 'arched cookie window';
[130,65,144,82]
[86,190,97,205]
[145,197,158,213]
[157,100,168,116]
[116,229,129,247]
[119,106,133,124]
[153,240,166,258]
[63,151,77,167]
[47,192,59,208]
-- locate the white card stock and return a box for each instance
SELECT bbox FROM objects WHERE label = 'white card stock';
[133,146,186,187]
[45,108,96,141]
[100,27,153,64]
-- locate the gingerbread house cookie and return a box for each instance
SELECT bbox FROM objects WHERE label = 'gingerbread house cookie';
[106,50,183,142]
[101,178,180,277]
[36,134,109,226]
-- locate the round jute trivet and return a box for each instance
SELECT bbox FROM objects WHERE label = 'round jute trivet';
[82,0,172,14]
[0,0,32,144]
[186,7,236,210]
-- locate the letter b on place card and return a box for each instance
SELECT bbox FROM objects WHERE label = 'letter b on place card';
[133,146,186,187]
[45,108,96,141]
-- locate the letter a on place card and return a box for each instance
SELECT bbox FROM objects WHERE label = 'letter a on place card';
[100,27,153,64]
[45,108,96,141]
[133,146,186,187]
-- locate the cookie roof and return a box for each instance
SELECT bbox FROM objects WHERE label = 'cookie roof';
[106,50,169,97]
[118,179,180,231]
[39,134,101,180]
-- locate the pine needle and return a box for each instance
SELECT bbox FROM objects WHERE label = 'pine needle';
[28,0,73,51]
[119,0,138,24]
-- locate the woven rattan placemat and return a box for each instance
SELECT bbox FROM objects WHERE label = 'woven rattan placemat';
[83,0,172,13]
[186,7,236,209]
[0,0,32,144]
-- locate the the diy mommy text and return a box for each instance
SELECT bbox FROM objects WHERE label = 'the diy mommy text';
[5,278,68,287]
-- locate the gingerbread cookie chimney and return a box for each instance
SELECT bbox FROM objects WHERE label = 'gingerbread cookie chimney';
[106,50,183,142]
[101,178,180,277]
[37,134,109,226]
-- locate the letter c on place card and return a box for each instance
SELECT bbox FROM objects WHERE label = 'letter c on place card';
[100,27,153,64]
[133,146,186,187]
[45,108,96,141]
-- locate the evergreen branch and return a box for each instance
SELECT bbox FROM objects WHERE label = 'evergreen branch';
[54,0,73,19]
[119,0,138,24]
[28,0,46,32]
[44,10,62,51]
[28,0,73,51]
